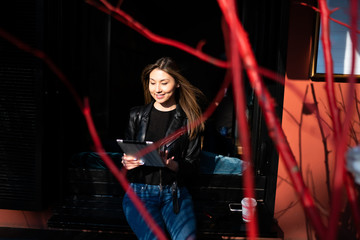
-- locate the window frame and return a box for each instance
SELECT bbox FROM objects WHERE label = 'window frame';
[310,0,360,81]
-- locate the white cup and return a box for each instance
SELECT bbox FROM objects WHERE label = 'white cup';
[241,197,257,222]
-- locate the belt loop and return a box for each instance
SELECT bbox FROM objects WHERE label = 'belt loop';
[140,184,148,192]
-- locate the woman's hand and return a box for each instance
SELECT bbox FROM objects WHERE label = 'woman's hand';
[162,150,179,172]
[121,153,144,170]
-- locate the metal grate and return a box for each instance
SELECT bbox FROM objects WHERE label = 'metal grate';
[0,0,44,210]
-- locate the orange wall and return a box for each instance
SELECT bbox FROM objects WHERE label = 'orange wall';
[0,209,51,229]
[275,1,359,239]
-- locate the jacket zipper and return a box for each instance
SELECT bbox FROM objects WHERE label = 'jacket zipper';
[159,145,166,191]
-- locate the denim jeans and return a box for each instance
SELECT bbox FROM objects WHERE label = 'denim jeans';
[122,183,197,240]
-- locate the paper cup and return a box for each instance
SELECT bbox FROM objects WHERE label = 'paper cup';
[241,197,257,222]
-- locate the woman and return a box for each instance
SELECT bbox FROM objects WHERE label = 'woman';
[121,57,205,240]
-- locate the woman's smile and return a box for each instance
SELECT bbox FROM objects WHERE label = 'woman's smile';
[155,93,165,99]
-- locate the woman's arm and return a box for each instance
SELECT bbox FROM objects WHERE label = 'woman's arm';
[124,106,141,140]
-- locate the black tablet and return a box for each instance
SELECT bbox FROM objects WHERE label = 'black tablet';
[116,139,165,167]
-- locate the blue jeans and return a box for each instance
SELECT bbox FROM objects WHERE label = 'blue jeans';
[122,183,197,240]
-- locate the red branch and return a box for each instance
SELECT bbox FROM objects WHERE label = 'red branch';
[318,0,341,139]
[0,27,168,240]
[228,19,259,238]
[345,173,360,236]
[318,1,347,239]
[83,99,168,240]
[344,0,360,236]
[218,0,327,238]
[331,0,360,238]
[218,2,259,238]
[330,17,360,34]
[299,2,360,33]
[3,0,360,238]
[86,0,229,69]
[0,27,83,111]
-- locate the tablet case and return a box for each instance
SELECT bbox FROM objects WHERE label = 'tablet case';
[116,139,165,167]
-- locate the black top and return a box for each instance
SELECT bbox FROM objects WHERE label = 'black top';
[125,103,201,187]
[146,107,175,142]
[130,107,176,186]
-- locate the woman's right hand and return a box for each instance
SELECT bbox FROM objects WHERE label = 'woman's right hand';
[121,153,145,170]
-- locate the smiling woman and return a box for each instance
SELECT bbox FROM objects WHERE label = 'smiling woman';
[0,0,288,238]
[121,57,205,239]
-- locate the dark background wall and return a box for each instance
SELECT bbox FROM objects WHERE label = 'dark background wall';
[57,0,227,154]
[0,0,288,213]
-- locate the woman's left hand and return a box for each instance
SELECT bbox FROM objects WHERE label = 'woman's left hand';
[162,150,179,172]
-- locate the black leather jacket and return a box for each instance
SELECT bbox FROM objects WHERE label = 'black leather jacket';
[124,102,201,186]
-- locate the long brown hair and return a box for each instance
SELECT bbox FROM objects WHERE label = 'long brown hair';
[141,57,205,139]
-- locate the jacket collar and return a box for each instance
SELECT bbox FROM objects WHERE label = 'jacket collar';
[144,101,186,120]
[136,101,187,143]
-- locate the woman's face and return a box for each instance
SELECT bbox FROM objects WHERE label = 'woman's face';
[149,68,178,110]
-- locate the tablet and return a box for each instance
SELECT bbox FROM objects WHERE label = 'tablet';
[116,139,165,167]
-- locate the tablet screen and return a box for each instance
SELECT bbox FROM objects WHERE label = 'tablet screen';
[116,139,165,167]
